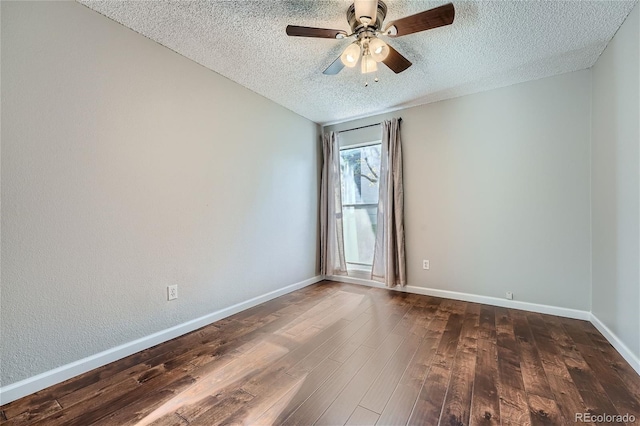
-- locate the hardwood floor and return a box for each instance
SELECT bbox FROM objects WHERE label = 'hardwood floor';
[2,281,639,425]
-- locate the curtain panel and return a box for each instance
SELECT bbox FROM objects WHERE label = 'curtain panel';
[372,118,407,287]
[320,132,347,276]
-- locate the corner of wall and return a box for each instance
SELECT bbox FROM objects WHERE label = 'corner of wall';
[588,67,593,314]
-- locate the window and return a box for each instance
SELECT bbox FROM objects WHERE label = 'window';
[339,142,381,271]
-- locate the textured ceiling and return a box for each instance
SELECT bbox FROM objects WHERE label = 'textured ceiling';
[79,0,637,125]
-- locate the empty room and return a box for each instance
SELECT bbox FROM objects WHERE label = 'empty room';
[1,0,639,425]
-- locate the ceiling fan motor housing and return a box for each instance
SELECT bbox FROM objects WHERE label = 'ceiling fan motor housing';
[347,1,388,33]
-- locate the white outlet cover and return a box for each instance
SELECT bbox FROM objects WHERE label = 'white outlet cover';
[423,260,430,270]
[167,285,178,301]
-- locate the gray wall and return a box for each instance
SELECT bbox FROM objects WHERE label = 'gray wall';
[591,3,640,359]
[1,1,319,386]
[326,70,592,311]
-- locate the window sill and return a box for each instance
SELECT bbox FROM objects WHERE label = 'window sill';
[347,268,372,280]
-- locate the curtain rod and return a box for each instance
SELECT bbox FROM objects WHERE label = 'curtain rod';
[336,117,402,134]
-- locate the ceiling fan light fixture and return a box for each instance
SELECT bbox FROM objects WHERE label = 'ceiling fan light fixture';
[286,1,456,78]
[341,42,362,67]
[361,54,377,74]
[369,37,389,62]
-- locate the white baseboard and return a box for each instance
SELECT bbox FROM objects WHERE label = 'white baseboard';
[0,275,323,405]
[590,313,640,375]
[326,275,591,320]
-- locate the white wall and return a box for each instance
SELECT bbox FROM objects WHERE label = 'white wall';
[0,1,319,387]
[326,70,592,311]
[591,3,640,360]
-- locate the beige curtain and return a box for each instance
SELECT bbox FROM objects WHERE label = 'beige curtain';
[372,118,406,287]
[320,132,347,276]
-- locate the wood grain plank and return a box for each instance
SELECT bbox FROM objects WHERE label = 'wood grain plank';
[524,313,571,379]
[469,306,500,426]
[570,319,640,405]
[187,389,254,426]
[263,357,342,425]
[33,360,200,426]
[559,318,595,346]
[90,374,198,426]
[241,319,352,397]
[510,310,554,398]
[575,343,640,419]
[244,377,307,425]
[216,373,303,425]
[495,308,531,426]
[343,297,374,322]
[327,300,409,362]
[543,373,589,425]
[525,312,590,424]
[510,312,564,426]
[345,406,380,426]
[314,333,405,425]
[329,341,361,363]
[563,355,625,423]
[376,315,450,424]
[407,301,466,425]
[0,400,62,426]
[148,413,188,426]
[27,377,142,426]
[286,309,372,378]
[545,317,624,425]
[526,394,564,426]
[358,304,435,413]
[440,303,480,426]
[133,338,287,425]
[361,305,413,349]
[279,291,363,337]
[470,340,500,426]
[280,345,375,425]
[592,349,640,403]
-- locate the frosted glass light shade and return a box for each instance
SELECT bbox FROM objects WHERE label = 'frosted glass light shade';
[341,43,362,68]
[361,55,378,74]
[369,37,389,62]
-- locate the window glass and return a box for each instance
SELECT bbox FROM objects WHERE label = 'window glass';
[339,143,381,269]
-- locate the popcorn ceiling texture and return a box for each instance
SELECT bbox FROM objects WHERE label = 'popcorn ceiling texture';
[79,0,637,124]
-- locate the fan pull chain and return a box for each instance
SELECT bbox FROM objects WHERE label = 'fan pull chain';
[363,47,368,87]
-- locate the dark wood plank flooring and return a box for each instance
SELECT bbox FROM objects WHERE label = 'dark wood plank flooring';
[2,281,639,425]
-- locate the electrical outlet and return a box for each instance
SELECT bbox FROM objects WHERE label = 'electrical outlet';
[506,291,513,300]
[167,285,178,301]
[423,260,430,270]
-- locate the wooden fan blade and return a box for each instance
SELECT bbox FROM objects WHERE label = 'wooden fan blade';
[286,25,348,39]
[382,44,412,73]
[385,3,454,37]
[323,56,345,75]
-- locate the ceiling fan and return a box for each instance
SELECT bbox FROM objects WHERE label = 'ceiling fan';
[286,1,455,77]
